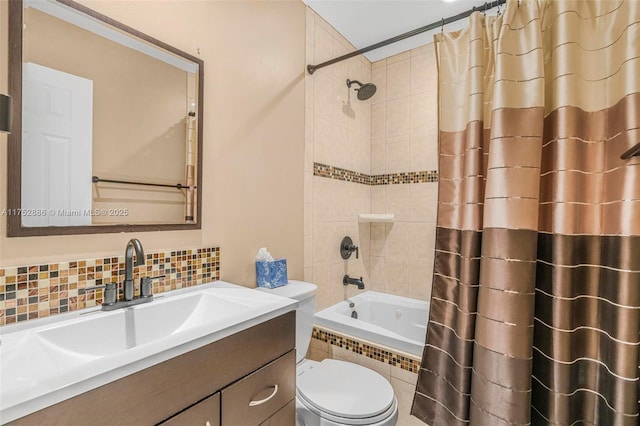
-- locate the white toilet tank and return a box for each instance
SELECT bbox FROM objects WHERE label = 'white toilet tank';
[255,280,317,363]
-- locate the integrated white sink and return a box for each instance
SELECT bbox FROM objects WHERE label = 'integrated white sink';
[0,282,297,424]
[37,310,131,356]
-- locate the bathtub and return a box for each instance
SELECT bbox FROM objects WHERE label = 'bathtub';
[314,291,429,357]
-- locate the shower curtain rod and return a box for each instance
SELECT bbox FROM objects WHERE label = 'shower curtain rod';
[307,0,507,75]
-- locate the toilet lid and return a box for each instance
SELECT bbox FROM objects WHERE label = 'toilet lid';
[297,359,395,419]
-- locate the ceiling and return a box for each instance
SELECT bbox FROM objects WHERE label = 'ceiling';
[303,0,493,63]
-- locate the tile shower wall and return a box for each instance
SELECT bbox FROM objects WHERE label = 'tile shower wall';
[306,8,439,308]
[305,13,437,426]
[369,46,439,301]
[305,8,372,310]
[0,247,220,326]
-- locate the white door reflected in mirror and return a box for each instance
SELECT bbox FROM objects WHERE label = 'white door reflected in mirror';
[21,62,93,227]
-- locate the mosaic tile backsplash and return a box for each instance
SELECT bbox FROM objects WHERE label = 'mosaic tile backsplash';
[314,162,438,186]
[312,326,421,374]
[0,247,220,326]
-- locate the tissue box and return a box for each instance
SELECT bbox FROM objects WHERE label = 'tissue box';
[256,259,288,288]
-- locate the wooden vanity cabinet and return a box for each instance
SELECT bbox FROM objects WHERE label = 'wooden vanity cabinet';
[159,393,220,426]
[9,312,296,426]
[260,400,296,426]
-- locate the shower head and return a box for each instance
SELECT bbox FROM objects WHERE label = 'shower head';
[346,79,377,101]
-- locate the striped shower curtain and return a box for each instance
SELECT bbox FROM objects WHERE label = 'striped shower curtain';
[411,0,640,424]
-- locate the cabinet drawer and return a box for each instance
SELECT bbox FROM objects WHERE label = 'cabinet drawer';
[221,350,295,426]
[159,393,220,426]
[259,399,295,426]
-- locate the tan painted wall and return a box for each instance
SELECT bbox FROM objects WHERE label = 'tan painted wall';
[0,0,305,288]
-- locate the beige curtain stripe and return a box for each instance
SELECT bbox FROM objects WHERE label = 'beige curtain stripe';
[543,55,640,85]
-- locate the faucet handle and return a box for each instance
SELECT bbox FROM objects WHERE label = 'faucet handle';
[85,282,118,305]
[340,236,359,260]
[140,275,165,298]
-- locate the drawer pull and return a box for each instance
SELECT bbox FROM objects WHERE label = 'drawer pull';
[249,384,279,407]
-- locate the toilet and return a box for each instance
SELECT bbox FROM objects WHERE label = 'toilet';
[257,280,398,426]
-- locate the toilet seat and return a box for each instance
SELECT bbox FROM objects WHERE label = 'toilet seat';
[297,359,397,425]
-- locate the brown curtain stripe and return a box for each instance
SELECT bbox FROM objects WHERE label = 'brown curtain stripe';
[412,1,640,425]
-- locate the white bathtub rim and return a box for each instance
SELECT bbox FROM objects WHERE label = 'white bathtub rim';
[314,291,429,358]
[341,291,429,309]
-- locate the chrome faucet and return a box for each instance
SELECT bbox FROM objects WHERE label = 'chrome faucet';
[343,275,365,290]
[124,238,145,301]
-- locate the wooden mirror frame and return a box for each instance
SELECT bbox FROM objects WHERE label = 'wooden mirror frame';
[7,0,204,237]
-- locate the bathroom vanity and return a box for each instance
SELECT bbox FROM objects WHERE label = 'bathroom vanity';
[0,283,297,425]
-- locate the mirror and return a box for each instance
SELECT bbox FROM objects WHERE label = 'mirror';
[7,0,204,236]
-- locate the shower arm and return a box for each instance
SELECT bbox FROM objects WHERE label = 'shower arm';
[307,0,506,75]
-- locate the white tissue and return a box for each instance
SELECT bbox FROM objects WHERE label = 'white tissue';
[256,247,275,261]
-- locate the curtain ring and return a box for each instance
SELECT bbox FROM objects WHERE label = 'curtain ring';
[518,0,521,7]
[441,18,444,33]
[483,2,487,16]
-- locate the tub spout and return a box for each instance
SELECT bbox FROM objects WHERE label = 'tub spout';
[343,275,365,290]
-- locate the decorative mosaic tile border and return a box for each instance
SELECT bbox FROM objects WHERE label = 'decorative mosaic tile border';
[313,162,438,186]
[314,163,370,185]
[371,171,438,185]
[0,247,220,326]
[312,326,421,374]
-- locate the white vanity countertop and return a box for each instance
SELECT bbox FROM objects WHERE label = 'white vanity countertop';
[0,281,297,424]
